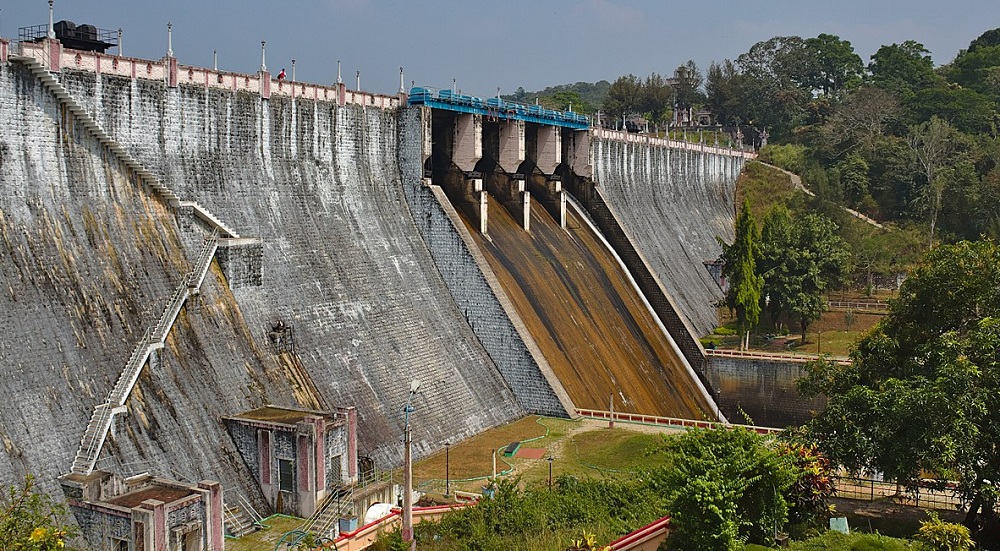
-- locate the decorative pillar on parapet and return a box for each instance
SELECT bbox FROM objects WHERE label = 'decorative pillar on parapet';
[259,40,271,99]
[43,0,62,71]
[337,60,346,106]
[165,23,178,88]
[166,22,173,57]
[47,0,55,39]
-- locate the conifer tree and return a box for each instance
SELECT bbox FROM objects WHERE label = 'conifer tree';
[719,200,764,349]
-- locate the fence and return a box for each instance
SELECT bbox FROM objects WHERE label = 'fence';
[832,475,966,512]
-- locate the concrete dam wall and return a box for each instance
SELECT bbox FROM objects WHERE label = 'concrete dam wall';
[0,55,530,500]
[590,132,745,338]
[0,41,755,514]
[0,60,290,502]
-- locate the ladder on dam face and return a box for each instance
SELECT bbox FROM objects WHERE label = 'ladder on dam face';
[70,233,219,475]
[9,53,240,239]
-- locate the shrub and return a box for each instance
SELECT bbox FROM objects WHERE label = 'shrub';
[915,512,975,551]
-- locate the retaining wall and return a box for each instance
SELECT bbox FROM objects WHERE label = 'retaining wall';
[706,355,826,427]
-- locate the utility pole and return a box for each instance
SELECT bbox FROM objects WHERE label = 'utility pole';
[401,380,420,551]
[444,442,450,497]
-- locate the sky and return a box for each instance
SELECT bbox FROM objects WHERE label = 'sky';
[1,1,997,98]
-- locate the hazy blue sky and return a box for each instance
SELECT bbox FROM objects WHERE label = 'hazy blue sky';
[2,1,996,97]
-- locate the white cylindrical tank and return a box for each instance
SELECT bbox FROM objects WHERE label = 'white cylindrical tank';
[364,503,396,525]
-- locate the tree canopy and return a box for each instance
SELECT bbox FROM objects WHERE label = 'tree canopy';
[801,239,1000,539]
[757,206,850,340]
[649,427,800,550]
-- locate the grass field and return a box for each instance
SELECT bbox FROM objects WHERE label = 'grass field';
[410,417,679,499]
[710,290,890,357]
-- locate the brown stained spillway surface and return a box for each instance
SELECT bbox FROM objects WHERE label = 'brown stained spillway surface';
[465,195,715,418]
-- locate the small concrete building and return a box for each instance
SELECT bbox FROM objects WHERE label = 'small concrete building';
[223,405,358,518]
[59,471,224,551]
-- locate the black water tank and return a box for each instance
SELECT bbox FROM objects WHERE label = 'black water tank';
[77,24,98,42]
[51,20,113,53]
[53,20,76,39]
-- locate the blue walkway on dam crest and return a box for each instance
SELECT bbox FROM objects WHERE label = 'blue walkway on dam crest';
[408,87,591,130]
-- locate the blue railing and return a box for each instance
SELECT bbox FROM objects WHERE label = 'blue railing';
[408,87,590,130]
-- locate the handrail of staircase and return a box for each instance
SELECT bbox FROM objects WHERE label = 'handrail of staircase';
[72,403,114,475]
[188,230,220,290]
[107,327,153,404]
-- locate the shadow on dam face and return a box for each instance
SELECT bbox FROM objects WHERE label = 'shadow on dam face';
[460,193,717,419]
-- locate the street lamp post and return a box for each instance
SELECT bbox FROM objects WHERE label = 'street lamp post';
[547,456,554,491]
[444,442,451,498]
[402,380,420,551]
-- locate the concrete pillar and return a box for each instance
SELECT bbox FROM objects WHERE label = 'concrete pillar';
[452,114,482,172]
[131,513,152,551]
[527,173,566,228]
[345,406,358,481]
[484,173,530,231]
[498,120,525,173]
[258,429,273,508]
[566,130,592,179]
[139,499,166,551]
[313,417,326,492]
[468,175,488,235]
[296,430,315,516]
[197,481,225,551]
[535,125,562,175]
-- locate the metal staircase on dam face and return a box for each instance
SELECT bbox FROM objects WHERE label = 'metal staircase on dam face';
[71,232,219,475]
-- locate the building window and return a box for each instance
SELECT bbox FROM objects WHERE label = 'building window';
[278,459,294,492]
[112,538,127,551]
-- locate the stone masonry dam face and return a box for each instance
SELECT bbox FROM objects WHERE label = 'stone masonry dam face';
[0,45,748,505]
[0,60,526,501]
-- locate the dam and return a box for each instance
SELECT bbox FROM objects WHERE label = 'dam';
[0,30,752,545]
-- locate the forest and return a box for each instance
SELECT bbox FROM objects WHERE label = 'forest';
[521,29,1000,247]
